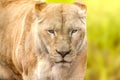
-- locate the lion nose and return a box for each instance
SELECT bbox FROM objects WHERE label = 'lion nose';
[56,50,71,58]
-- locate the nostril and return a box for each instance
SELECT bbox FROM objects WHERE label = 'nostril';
[56,50,71,58]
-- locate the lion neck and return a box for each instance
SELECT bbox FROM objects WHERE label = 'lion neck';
[30,57,71,80]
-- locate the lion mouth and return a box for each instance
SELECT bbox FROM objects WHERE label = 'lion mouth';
[55,60,71,63]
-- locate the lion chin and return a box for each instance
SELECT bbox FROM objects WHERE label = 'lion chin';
[0,0,87,80]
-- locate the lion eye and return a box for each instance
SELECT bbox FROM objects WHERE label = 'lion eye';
[48,30,55,34]
[71,29,77,35]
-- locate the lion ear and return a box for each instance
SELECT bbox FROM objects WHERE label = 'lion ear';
[35,2,47,12]
[74,2,87,13]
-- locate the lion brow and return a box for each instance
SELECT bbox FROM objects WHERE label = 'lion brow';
[35,18,45,24]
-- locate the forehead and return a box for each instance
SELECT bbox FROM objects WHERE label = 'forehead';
[39,3,85,29]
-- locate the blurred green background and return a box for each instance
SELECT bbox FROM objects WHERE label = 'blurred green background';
[83,0,120,80]
[46,0,120,80]
[84,0,120,80]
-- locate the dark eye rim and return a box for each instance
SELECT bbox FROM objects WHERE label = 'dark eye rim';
[71,29,78,34]
[48,30,55,34]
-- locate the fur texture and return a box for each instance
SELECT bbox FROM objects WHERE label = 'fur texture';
[0,0,87,80]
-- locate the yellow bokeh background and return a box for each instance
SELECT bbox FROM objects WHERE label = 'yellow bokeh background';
[46,0,120,80]
[83,0,120,80]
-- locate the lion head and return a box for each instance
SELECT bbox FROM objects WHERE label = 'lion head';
[31,2,87,68]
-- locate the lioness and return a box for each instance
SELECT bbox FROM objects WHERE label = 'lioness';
[0,0,87,80]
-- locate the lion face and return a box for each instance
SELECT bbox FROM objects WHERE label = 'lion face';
[32,3,86,67]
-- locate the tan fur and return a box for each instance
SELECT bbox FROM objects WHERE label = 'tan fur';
[0,0,87,80]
